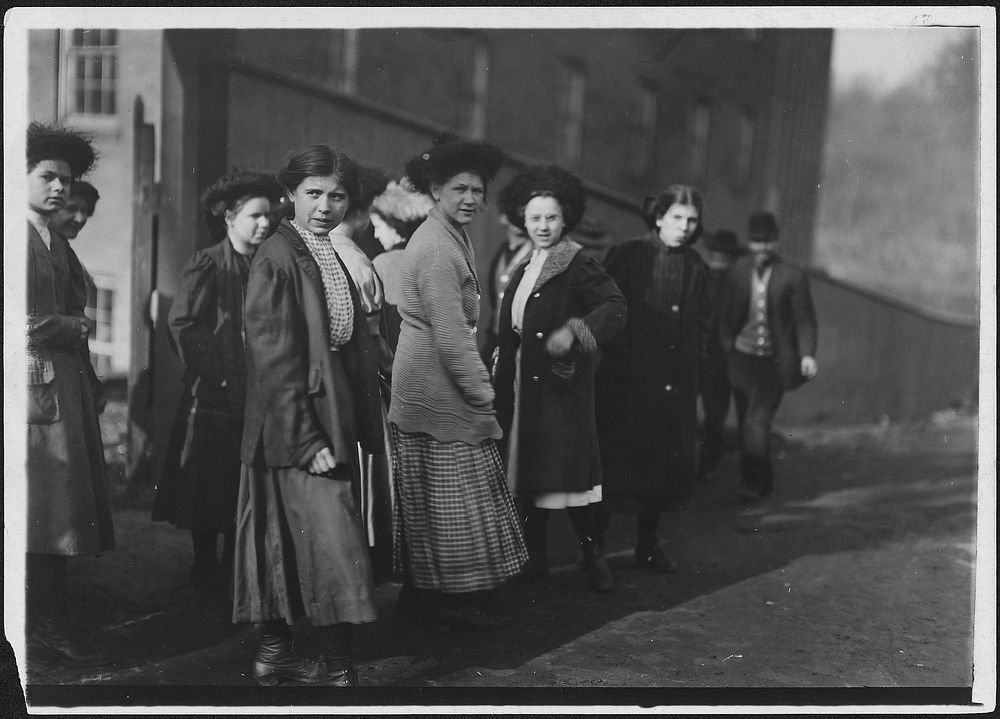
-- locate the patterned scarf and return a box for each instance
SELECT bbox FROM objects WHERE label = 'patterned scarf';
[290,220,355,348]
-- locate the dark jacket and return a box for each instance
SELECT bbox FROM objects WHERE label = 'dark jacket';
[26,223,114,554]
[717,254,818,391]
[493,240,626,495]
[595,233,711,511]
[167,238,250,416]
[240,219,384,470]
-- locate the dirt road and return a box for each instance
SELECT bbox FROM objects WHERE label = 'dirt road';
[13,410,982,710]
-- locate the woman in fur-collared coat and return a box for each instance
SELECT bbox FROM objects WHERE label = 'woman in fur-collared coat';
[493,165,626,593]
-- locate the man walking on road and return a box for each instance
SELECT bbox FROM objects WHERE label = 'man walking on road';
[718,212,818,502]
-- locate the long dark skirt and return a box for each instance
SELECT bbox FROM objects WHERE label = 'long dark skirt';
[231,460,376,627]
[392,427,527,593]
[152,390,241,532]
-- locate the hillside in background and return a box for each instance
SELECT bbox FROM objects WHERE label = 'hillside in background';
[814,32,980,319]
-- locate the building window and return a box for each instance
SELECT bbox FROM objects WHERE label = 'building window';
[736,111,755,187]
[559,60,586,165]
[63,29,118,119]
[630,82,658,178]
[690,99,711,180]
[330,29,359,93]
[459,38,489,140]
[95,286,114,343]
[89,285,115,378]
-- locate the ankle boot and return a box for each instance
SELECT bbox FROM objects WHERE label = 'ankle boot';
[27,597,113,668]
[322,655,359,687]
[580,538,614,592]
[634,539,679,574]
[253,629,328,686]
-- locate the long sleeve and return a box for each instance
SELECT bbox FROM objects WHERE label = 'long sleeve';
[243,255,326,469]
[792,271,818,357]
[566,254,627,353]
[693,259,712,359]
[418,242,494,409]
[168,252,225,387]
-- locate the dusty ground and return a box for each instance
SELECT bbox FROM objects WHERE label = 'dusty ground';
[9,402,982,710]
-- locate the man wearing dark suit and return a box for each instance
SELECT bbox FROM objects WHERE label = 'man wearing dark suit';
[718,212,818,502]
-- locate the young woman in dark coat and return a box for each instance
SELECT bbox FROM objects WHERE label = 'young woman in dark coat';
[153,172,283,593]
[493,165,627,592]
[595,186,711,572]
[232,145,385,686]
[25,122,113,668]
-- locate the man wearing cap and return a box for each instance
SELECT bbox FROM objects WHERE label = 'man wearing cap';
[717,212,818,502]
[697,229,745,483]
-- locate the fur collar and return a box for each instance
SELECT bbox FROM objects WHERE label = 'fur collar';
[533,239,582,291]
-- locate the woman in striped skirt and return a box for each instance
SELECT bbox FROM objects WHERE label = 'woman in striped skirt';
[389,137,528,630]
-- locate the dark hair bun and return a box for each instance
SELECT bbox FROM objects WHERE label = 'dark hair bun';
[504,164,586,233]
[405,138,505,195]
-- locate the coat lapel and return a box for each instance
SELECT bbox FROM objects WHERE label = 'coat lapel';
[533,239,581,291]
[427,208,481,292]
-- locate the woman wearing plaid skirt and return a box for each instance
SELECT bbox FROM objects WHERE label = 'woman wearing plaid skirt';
[389,137,528,630]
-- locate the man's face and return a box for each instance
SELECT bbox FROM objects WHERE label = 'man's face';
[748,233,779,266]
[50,195,94,239]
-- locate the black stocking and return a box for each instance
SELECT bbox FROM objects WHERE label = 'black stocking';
[566,505,598,544]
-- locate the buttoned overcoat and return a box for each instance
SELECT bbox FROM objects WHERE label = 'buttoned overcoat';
[493,240,626,496]
[595,233,711,512]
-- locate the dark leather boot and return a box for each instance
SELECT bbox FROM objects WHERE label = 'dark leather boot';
[634,540,679,574]
[580,538,614,592]
[27,598,113,668]
[322,656,359,687]
[253,629,328,686]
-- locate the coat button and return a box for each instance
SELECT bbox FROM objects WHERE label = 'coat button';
[532,375,540,382]
[671,305,680,312]
[535,332,544,340]
[533,292,541,298]
[500,274,509,283]
[664,384,673,392]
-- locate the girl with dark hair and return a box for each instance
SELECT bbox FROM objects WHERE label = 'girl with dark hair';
[232,145,385,686]
[153,171,283,592]
[595,185,711,573]
[390,137,528,630]
[25,121,111,669]
[492,165,626,592]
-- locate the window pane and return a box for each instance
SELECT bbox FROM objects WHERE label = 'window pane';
[106,29,117,46]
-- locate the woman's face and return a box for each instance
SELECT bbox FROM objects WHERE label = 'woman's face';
[656,202,700,248]
[289,174,350,236]
[226,196,274,253]
[523,195,566,250]
[28,159,72,217]
[431,172,485,227]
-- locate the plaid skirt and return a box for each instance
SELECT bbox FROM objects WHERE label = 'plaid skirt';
[391,426,528,593]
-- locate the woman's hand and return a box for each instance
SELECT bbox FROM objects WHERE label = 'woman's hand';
[308,446,338,476]
[545,326,575,357]
[78,319,90,343]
